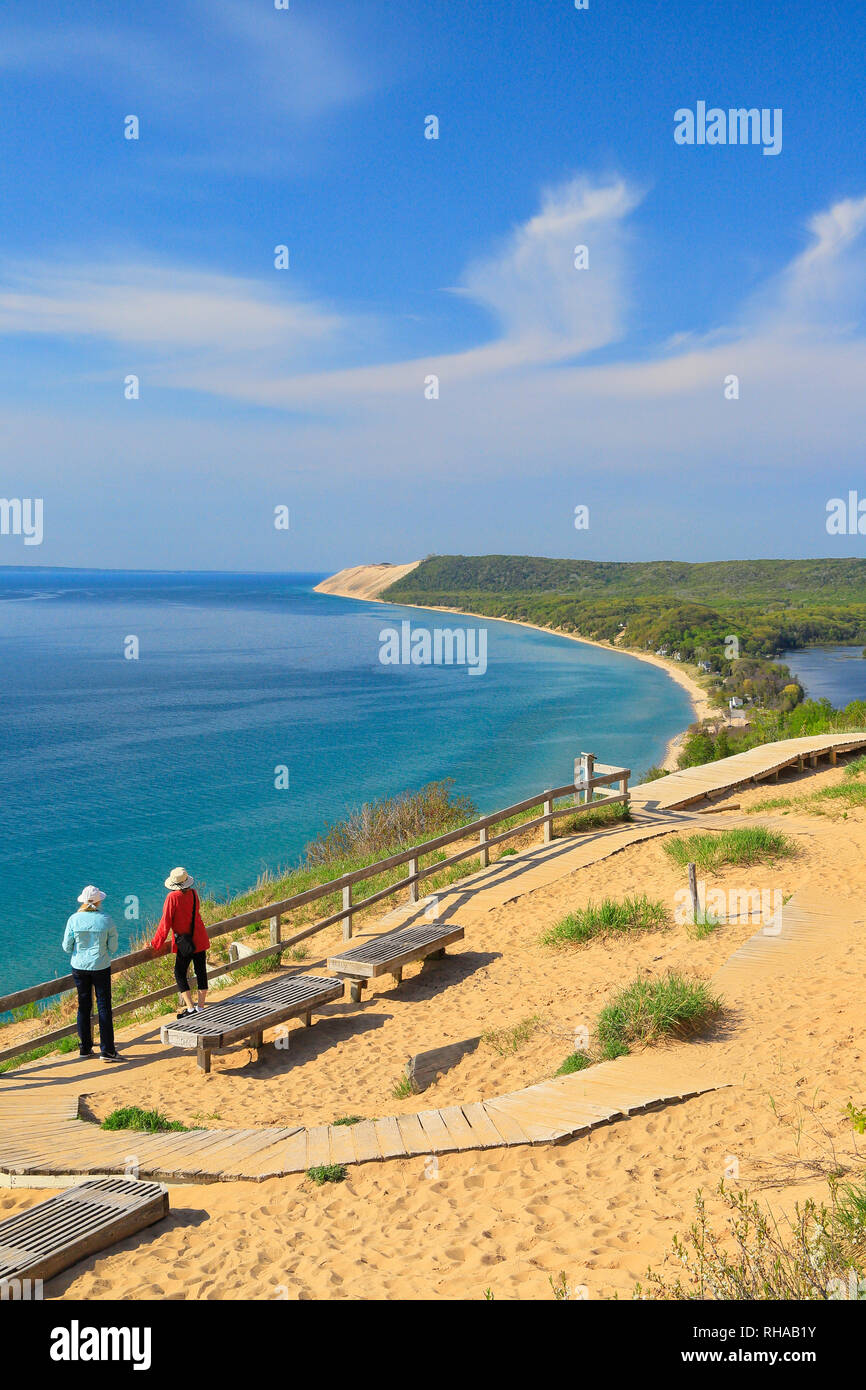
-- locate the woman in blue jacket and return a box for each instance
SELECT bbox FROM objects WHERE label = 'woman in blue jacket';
[62,885,123,1061]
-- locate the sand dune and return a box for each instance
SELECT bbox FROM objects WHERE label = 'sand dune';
[3,757,865,1300]
[314,562,420,601]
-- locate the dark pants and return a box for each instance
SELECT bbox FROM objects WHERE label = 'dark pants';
[174,949,208,994]
[72,967,115,1056]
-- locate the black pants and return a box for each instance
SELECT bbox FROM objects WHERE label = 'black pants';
[72,967,115,1056]
[174,949,208,993]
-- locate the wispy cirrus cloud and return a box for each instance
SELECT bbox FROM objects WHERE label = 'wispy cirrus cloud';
[1,175,866,488]
[0,0,374,173]
[0,263,345,360]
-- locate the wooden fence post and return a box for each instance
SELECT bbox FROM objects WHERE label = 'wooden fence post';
[342,885,353,941]
[269,913,282,948]
[479,824,489,868]
[688,862,699,923]
[408,857,418,903]
[543,790,553,844]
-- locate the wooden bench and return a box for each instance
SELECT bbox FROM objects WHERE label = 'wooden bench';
[161,973,343,1072]
[0,1178,168,1290]
[328,921,465,1002]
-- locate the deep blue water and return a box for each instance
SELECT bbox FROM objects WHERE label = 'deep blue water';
[781,646,866,707]
[0,570,692,995]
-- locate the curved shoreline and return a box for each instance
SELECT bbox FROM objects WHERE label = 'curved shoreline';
[317,581,712,771]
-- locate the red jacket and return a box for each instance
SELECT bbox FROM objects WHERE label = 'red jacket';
[151,890,210,954]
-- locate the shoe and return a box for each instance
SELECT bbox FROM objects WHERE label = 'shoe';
[194,1005,204,1012]
[79,1050,95,1058]
[176,1007,196,1018]
[100,1052,123,1062]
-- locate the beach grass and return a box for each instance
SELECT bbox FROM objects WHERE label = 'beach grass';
[553,802,631,837]
[596,972,723,1059]
[663,827,796,871]
[541,894,668,947]
[101,1106,192,1134]
[332,1114,364,1126]
[638,1176,866,1300]
[482,1015,539,1056]
[555,1051,593,1076]
[307,1164,347,1185]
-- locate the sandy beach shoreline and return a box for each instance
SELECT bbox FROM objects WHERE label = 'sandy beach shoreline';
[315,565,712,771]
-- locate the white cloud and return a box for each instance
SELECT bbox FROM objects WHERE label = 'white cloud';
[456,176,641,358]
[2,179,866,505]
[0,262,348,373]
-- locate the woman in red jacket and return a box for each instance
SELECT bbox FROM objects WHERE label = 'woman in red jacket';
[151,867,211,1019]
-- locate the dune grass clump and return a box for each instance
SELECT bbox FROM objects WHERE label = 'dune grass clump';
[304,779,475,864]
[814,782,866,808]
[307,1163,347,1185]
[596,972,722,1060]
[747,795,796,814]
[663,826,796,872]
[482,1015,539,1057]
[101,1106,191,1134]
[844,754,866,779]
[555,1051,593,1076]
[638,1177,866,1300]
[554,802,631,837]
[332,1114,364,1126]
[542,894,668,947]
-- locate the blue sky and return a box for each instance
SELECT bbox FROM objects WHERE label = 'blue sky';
[1,0,865,569]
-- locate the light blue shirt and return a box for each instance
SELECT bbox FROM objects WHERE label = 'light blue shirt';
[62,910,119,973]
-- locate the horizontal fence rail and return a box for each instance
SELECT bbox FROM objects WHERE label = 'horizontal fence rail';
[0,755,628,1064]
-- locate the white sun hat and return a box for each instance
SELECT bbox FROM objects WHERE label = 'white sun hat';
[77,885,106,905]
[164,867,195,891]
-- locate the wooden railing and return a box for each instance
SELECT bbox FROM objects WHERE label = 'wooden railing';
[0,754,629,1065]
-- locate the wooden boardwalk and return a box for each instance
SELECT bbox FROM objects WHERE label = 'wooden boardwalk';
[631,732,866,811]
[0,1057,727,1185]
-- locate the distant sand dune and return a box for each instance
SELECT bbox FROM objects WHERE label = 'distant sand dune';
[314,561,420,601]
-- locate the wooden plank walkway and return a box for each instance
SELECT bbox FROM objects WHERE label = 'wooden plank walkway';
[631,732,866,811]
[711,893,839,996]
[0,1061,728,1184]
[0,886,839,1185]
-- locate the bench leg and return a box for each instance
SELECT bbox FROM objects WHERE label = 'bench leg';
[251,1030,263,1052]
[197,1039,211,1074]
[430,947,446,960]
[348,979,364,1004]
[303,1010,312,1027]
[392,967,403,986]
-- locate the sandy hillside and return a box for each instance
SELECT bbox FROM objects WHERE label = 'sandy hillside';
[3,756,865,1300]
[314,562,420,601]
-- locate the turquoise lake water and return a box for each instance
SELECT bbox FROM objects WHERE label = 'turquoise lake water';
[0,570,693,995]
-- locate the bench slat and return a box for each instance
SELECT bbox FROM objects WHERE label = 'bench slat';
[160,974,342,1054]
[328,922,464,979]
[0,1179,168,1284]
